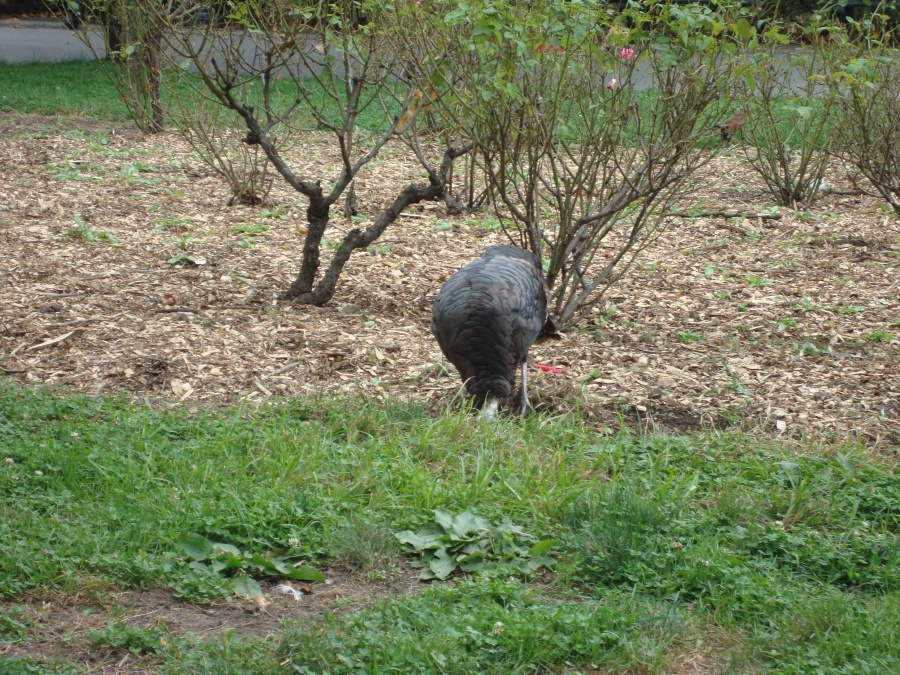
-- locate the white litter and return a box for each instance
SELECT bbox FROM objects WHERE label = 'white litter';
[273,584,305,601]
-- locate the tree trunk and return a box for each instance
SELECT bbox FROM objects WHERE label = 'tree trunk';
[146,29,164,133]
[286,145,470,306]
[281,200,331,300]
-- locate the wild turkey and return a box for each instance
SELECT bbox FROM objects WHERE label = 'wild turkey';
[431,245,554,418]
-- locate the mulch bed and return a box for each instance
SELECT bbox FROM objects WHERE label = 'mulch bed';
[1,113,897,447]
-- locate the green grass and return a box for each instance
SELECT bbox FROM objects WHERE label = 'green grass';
[0,59,402,133]
[1,381,898,672]
[0,60,130,122]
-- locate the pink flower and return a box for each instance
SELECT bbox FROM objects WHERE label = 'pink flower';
[606,78,616,90]
[620,47,635,60]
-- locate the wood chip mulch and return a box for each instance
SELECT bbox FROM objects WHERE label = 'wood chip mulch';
[1,114,897,447]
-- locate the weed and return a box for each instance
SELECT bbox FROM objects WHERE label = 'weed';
[592,304,617,327]
[260,206,288,220]
[467,217,502,231]
[90,621,168,656]
[117,161,158,185]
[153,216,195,232]
[167,251,206,267]
[366,244,391,256]
[174,532,323,598]
[396,509,554,580]
[62,217,121,247]
[676,331,705,344]
[864,329,894,343]
[746,275,772,289]
[775,317,797,331]
[825,304,866,316]
[0,604,29,642]
[227,223,270,235]
[327,517,400,571]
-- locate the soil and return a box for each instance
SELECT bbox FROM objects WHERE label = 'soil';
[1,113,898,448]
[1,567,422,673]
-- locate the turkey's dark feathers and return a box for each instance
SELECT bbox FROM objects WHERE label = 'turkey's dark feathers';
[431,246,548,402]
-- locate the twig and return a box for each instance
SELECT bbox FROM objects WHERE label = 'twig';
[667,210,782,221]
[217,304,264,311]
[263,361,301,379]
[821,188,867,196]
[254,379,273,397]
[713,221,752,237]
[27,329,82,352]
[1,367,26,375]
[46,318,97,328]
[153,307,200,315]
[29,291,82,297]
[47,312,125,328]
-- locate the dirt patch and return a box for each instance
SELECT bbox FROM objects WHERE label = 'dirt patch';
[0,113,898,446]
[1,567,422,673]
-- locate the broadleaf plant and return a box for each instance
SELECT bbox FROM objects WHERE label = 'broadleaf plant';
[175,532,324,598]
[395,509,555,580]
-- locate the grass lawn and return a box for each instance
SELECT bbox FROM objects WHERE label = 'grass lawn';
[0,60,130,122]
[0,58,403,133]
[1,382,898,672]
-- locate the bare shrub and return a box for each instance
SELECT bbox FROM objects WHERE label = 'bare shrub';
[133,0,470,304]
[826,15,900,215]
[64,0,191,133]
[730,17,838,209]
[393,0,743,327]
[166,79,275,205]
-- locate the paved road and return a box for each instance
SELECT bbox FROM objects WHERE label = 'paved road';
[0,18,106,63]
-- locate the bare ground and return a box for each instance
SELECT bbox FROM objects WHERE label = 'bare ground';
[1,567,422,673]
[0,112,898,449]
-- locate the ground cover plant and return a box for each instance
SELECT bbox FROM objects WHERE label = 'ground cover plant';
[1,381,898,672]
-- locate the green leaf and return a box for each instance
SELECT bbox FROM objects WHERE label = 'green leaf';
[528,555,556,571]
[212,543,241,557]
[396,529,443,551]
[233,575,262,599]
[457,551,485,571]
[285,565,326,582]
[434,509,454,532]
[451,511,479,537]
[734,18,753,40]
[780,460,800,474]
[175,532,214,562]
[795,106,814,120]
[395,530,424,549]
[529,539,555,556]
[429,548,456,580]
